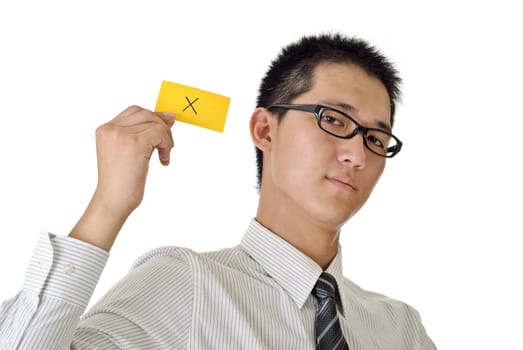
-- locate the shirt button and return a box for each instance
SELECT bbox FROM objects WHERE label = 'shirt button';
[63,263,75,274]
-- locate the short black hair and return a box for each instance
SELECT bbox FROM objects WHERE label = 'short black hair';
[254,33,402,189]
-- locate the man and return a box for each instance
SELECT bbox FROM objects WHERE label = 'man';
[0,33,436,349]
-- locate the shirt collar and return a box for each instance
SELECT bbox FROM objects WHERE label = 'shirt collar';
[240,218,346,316]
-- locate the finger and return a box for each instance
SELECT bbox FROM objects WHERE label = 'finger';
[120,110,175,129]
[116,105,144,119]
[157,142,173,166]
[113,107,165,127]
[136,123,174,165]
[150,134,174,166]
[155,127,175,166]
[157,111,175,127]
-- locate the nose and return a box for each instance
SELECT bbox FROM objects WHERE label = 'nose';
[337,132,366,169]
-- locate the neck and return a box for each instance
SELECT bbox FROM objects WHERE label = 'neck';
[256,193,341,270]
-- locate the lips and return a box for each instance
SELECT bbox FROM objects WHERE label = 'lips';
[326,176,357,191]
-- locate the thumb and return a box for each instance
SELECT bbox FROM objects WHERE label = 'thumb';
[158,112,175,127]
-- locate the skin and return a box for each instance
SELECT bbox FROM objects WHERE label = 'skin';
[69,105,175,251]
[250,63,391,269]
[69,62,392,272]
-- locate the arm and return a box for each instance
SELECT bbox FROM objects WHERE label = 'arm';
[0,106,175,349]
[0,233,108,350]
[70,105,175,251]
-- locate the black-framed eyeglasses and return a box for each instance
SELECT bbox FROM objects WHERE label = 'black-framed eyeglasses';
[267,104,402,158]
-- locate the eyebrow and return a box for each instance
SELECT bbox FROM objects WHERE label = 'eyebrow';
[322,100,392,132]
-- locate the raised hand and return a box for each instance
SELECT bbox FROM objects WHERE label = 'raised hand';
[69,105,175,251]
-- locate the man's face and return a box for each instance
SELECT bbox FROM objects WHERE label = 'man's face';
[263,63,391,230]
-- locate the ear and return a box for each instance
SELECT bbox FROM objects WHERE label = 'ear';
[250,107,276,152]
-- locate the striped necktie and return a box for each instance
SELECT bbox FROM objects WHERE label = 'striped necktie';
[312,272,350,350]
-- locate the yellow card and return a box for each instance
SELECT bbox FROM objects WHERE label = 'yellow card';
[154,80,231,132]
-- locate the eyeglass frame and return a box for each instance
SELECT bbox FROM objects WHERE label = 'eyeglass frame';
[267,104,403,158]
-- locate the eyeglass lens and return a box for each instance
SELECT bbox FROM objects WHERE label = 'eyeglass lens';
[318,108,397,157]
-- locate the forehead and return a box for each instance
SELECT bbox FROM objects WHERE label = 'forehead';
[307,63,391,125]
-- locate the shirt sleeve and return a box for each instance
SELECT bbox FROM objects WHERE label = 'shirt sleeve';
[409,305,438,350]
[0,231,108,350]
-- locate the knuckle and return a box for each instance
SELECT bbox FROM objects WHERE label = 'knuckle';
[96,124,133,145]
[125,105,143,114]
[95,123,111,139]
[96,123,120,139]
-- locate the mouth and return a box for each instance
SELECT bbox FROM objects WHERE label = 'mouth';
[326,176,357,192]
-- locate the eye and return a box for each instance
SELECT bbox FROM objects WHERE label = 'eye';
[320,113,344,126]
[366,134,386,149]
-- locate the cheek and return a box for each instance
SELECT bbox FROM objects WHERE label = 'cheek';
[361,162,386,196]
[271,130,326,186]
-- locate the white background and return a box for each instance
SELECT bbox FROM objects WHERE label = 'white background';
[1,1,522,348]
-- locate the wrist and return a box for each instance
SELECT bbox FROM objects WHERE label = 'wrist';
[69,193,132,252]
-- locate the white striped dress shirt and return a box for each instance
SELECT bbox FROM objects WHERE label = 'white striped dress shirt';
[0,219,436,349]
